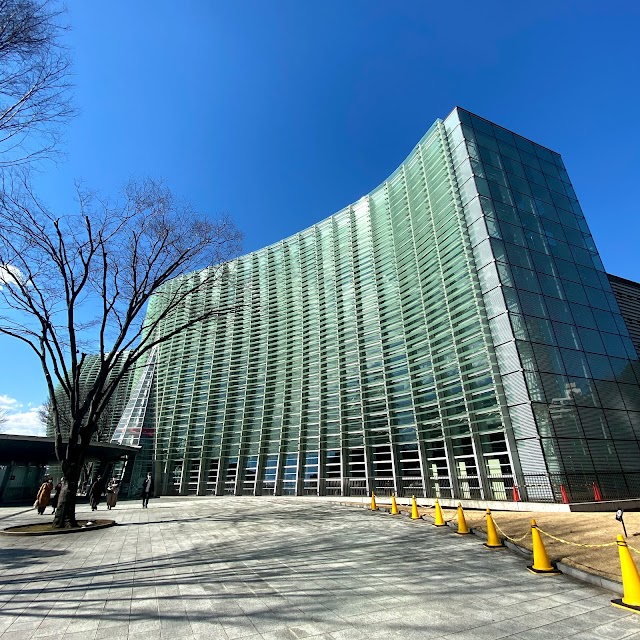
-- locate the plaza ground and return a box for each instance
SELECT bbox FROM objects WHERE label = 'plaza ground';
[1,497,640,640]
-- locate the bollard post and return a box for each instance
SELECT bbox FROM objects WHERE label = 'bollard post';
[593,482,603,502]
[612,535,640,613]
[371,492,378,511]
[616,509,628,538]
[456,502,470,535]
[527,519,561,574]
[484,509,505,549]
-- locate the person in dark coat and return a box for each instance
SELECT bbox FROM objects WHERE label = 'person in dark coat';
[88,475,104,511]
[141,472,154,508]
[50,479,62,514]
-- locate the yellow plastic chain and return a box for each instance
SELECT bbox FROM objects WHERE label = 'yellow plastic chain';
[535,526,617,548]
[491,519,636,551]
[491,518,529,543]
[413,504,640,554]
[414,505,454,524]
[428,509,454,524]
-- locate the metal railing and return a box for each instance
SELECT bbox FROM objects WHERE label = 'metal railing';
[365,472,640,503]
[522,473,640,504]
[153,471,640,503]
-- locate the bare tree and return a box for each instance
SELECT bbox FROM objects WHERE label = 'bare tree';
[37,396,49,429]
[39,390,109,441]
[0,0,73,168]
[0,177,242,527]
[0,407,6,427]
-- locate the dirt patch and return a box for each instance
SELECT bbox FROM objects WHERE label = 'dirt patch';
[2,519,116,536]
[373,502,635,583]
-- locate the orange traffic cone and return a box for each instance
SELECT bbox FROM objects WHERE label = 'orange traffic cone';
[512,484,521,502]
[612,535,640,613]
[527,519,561,574]
[411,495,420,520]
[560,484,570,504]
[593,482,603,502]
[484,509,505,549]
[433,499,446,527]
[456,503,470,535]
[390,493,399,516]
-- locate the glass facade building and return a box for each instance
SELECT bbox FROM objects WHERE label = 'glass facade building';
[115,107,640,502]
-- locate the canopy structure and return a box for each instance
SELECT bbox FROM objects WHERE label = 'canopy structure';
[0,434,140,464]
[0,435,140,504]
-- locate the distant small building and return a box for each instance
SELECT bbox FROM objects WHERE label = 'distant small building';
[45,352,137,443]
[609,274,640,357]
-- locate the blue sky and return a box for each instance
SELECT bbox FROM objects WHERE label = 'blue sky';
[1,0,639,434]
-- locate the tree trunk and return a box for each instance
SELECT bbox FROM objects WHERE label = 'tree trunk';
[52,460,81,528]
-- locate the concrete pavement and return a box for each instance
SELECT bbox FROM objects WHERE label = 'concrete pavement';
[1,496,640,639]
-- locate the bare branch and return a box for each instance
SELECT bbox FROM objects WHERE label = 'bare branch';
[0,176,242,525]
[0,0,74,169]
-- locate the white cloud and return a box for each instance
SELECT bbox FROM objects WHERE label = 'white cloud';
[0,394,44,437]
[0,394,20,409]
[0,264,26,290]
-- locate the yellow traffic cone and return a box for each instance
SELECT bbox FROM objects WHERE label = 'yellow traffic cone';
[433,499,446,527]
[411,495,420,520]
[484,509,505,548]
[390,493,399,516]
[371,492,378,511]
[527,519,561,574]
[456,502,470,535]
[612,535,640,613]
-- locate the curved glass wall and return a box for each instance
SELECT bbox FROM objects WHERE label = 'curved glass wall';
[140,107,640,502]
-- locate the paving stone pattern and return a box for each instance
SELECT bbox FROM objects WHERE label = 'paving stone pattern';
[1,497,640,639]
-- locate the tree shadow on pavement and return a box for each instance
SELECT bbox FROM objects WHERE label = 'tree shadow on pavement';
[0,547,69,571]
[0,502,624,639]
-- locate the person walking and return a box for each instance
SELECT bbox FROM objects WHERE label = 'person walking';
[106,478,120,510]
[35,478,53,515]
[88,475,104,511]
[141,472,154,508]
[50,479,63,514]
